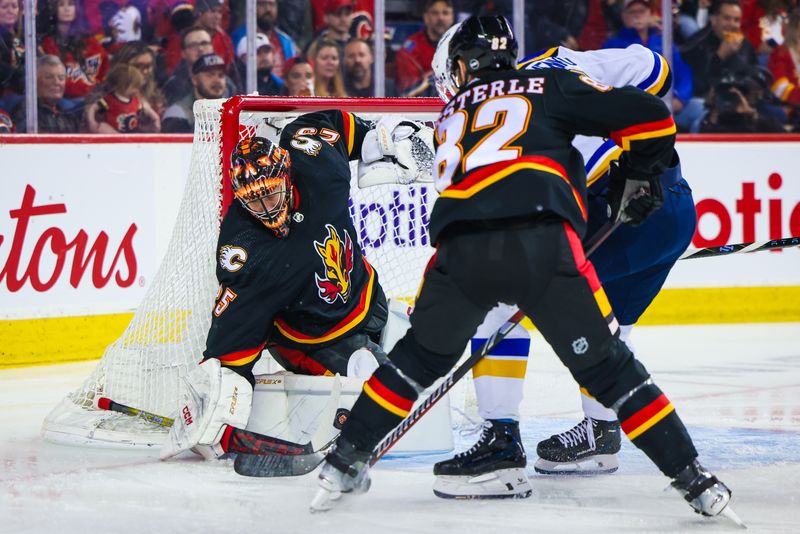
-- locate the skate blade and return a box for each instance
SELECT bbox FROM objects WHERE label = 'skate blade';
[309,486,341,513]
[719,505,747,529]
[534,454,619,475]
[432,469,532,500]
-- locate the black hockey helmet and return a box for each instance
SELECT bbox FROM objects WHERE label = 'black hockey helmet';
[230,136,294,238]
[449,16,518,80]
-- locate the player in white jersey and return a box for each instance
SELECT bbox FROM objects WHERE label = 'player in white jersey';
[430,32,697,498]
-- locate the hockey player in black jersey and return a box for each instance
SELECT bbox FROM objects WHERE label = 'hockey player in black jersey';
[312,16,737,522]
[160,109,434,461]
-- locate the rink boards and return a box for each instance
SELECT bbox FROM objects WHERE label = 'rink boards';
[1,135,799,367]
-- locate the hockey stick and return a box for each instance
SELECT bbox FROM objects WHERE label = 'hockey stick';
[234,376,344,477]
[584,220,622,257]
[369,308,526,466]
[678,235,800,260]
[219,222,620,477]
[96,396,327,456]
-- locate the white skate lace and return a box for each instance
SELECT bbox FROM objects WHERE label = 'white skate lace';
[555,417,597,450]
[454,420,493,459]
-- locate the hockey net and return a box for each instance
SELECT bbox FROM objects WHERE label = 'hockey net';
[42,97,443,448]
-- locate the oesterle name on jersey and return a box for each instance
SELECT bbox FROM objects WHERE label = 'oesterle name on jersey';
[443,77,545,116]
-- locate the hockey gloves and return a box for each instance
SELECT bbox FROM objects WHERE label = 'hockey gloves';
[607,158,664,227]
[358,116,434,187]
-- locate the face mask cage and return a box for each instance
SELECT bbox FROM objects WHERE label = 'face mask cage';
[434,62,458,102]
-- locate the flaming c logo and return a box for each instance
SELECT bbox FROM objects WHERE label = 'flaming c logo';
[314,224,354,304]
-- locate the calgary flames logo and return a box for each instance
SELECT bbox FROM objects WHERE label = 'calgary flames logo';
[219,245,248,272]
[314,224,354,304]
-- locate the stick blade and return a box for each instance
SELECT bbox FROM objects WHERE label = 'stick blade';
[234,450,327,477]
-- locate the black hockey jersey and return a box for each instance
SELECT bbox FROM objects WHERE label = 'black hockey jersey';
[204,110,382,374]
[429,67,677,242]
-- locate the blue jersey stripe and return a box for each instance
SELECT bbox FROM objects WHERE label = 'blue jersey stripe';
[636,50,662,91]
[471,338,530,357]
[584,138,618,173]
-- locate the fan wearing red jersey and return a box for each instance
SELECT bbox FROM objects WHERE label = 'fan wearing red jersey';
[87,63,160,133]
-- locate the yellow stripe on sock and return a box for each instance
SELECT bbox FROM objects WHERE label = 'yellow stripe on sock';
[626,404,674,440]
[473,358,528,379]
[363,382,409,418]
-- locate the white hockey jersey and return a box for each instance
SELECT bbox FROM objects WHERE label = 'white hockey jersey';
[518,45,672,185]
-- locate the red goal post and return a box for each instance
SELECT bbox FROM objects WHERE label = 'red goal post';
[41,96,445,448]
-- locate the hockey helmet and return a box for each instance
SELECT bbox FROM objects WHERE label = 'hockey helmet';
[230,136,294,238]
[447,16,518,86]
[432,22,463,102]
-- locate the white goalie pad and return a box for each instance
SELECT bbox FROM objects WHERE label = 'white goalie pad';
[160,359,253,460]
[247,371,454,456]
[433,468,532,499]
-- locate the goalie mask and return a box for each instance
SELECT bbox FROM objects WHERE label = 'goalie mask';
[231,137,294,238]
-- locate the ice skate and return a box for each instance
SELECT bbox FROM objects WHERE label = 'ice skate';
[433,420,531,499]
[534,417,621,475]
[310,438,371,513]
[671,460,745,527]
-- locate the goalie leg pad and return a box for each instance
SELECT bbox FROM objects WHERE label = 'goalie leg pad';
[433,468,532,500]
[160,358,253,460]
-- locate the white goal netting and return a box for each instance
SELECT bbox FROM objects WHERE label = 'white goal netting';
[42,97,444,448]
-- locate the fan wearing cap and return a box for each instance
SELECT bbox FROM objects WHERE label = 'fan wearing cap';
[230,0,299,78]
[163,27,240,105]
[161,53,228,132]
[195,0,235,67]
[280,55,315,96]
[306,0,357,62]
[160,108,435,462]
[234,33,283,96]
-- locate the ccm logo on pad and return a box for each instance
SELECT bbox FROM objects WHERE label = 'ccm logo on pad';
[182,406,194,426]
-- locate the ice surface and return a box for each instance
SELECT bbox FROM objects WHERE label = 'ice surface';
[2,324,799,533]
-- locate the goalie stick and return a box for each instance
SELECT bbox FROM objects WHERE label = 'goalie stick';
[679,235,800,260]
[234,375,343,477]
[235,222,620,477]
[95,393,337,457]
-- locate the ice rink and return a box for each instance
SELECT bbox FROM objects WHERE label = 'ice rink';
[2,323,799,533]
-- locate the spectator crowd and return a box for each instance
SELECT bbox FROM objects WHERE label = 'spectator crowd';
[0,0,798,134]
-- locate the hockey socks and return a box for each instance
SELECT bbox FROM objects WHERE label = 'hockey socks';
[615,379,697,478]
[339,363,420,454]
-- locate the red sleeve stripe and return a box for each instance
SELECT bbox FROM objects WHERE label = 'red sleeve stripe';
[610,117,676,150]
[341,110,355,155]
[621,393,675,440]
[217,343,266,367]
[363,376,413,418]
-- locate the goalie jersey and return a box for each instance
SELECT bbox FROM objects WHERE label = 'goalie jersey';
[205,110,383,375]
[430,65,676,242]
[518,44,673,185]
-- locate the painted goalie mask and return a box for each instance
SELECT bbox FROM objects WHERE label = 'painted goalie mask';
[230,136,294,238]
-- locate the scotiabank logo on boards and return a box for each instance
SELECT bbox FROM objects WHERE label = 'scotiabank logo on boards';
[693,173,800,248]
[0,185,138,292]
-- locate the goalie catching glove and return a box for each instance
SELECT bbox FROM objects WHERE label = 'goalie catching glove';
[160,358,253,460]
[607,156,664,227]
[358,116,435,187]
